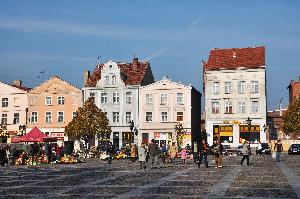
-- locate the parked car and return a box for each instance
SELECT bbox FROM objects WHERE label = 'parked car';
[256,143,271,155]
[288,144,300,155]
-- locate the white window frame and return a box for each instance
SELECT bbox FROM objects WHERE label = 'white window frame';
[212,82,220,94]
[224,99,233,114]
[146,112,153,122]
[125,112,132,123]
[57,111,64,123]
[161,112,168,122]
[113,112,119,123]
[31,112,38,123]
[13,113,20,124]
[112,75,116,85]
[238,101,246,114]
[105,76,109,85]
[113,91,120,103]
[212,101,220,114]
[126,92,132,104]
[58,96,65,105]
[146,94,153,105]
[238,81,245,94]
[177,112,183,121]
[45,112,52,123]
[251,81,259,93]
[224,82,232,94]
[251,100,259,113]
[101,92,108,103]
[2,98,8,107]
[177,93,184,104]
[45,96,52,105]
[161,94,168,105]
[1,113,8,124]
[72,112,76,119]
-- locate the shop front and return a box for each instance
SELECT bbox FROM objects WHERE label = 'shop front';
[154,132,172,147]
[239,125,260,144]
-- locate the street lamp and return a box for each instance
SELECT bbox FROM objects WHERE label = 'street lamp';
[19,125,26,136]
[129,120,134,144]
[246,117,252,147]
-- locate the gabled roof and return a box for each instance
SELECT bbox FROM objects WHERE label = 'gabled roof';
[0,81,29,93]
[86,58,151,87]
[203,46,265,71]
[30,76,81,93]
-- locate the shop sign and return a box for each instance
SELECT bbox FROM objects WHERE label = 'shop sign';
[223,120,241,125]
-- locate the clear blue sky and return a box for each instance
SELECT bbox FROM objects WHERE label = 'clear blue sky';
[0,1,299,111]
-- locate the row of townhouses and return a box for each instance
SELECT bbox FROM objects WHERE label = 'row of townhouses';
[1,46,270,148]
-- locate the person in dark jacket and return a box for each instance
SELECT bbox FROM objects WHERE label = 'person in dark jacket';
[106,142,114,164]
[211,139,223,168]
[0,145,7,167]
[147,139,159,169]
[198,139,209,168]
[274,139,283,162]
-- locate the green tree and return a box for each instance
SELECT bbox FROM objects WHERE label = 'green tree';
[65,97,111,147]
[282,97,300,138]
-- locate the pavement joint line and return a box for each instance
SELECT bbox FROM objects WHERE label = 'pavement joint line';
[277,160,300,199]
[112,166,194,199]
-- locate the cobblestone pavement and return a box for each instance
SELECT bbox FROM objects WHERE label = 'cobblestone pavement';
[0,153,299,199]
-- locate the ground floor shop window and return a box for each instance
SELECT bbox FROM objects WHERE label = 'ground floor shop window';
[122,132,131,146]
[219,125,233,143]
[239,125,260,144]
[142,133,149,144]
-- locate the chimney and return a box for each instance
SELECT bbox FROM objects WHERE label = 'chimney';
[12,80,22,87]
[133,55,138,70]
[83,70,90,87]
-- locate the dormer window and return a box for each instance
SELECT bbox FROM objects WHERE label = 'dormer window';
[112,75,116,85]
[105,76,109,85]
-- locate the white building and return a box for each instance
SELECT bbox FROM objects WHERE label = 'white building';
[139,77,201,147]
[83,57,154,148]
[203,46,267,147]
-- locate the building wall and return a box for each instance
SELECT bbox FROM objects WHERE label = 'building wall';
[288,76,300,103]
[0,82,28,138]
[205,68,267,147]
[139,78,196,147]
[27,77,82,141]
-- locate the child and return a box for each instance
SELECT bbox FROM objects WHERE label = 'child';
[180,148,187,164]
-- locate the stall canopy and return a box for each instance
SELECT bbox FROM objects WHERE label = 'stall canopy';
[12,126,57,143]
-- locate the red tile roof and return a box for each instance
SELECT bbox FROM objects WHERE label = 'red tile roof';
[203,46,265,71]
[86,58,151,87]
[11,85,31,91]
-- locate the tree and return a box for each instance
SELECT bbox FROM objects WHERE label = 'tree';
[282,97,300,138]
[65,97,111,147]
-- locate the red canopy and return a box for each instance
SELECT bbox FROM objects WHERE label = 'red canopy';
[11,126,56,143]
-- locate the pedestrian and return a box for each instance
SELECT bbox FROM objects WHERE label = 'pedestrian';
[180,147,187,164]
[160,144,167,163]
[168,142,177,164]
[256,141,262,156]
[198,139,209,168]
[130,143,137,162]
[106,142,114,164]
[211,139,223,168]
[274,139,283,162]
[138,143,147,169]
[147,139,159,169]
[193,142,198,164]
[0,145,7,167]
[240,141,250,166]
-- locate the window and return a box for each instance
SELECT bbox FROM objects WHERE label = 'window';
[45,96,52,105]
[125,112,131,123]
[72,112,76,119]
[105,76,109,84]
[212,101,220,114]
[146,112,152,122]
[238,101,246,114]
[112,75,116,85]
[238,81,245,94]
[224,100,233,114]
[1,114,7,124]
[251,100,259,113]
[89,92,95,97]
[45,112,52,123]
[177,93,184,104]
[58,112,64,123]
[31,112,38,123]
[224,82,232,94]
[14,98,20,107]
[126,92,132,103]
[13,113,19,124]
[58,96,65,105]
[177,112,183,121]
[113,92,119,103]
[2,98,8,107]
[101,92,108,103]
[251,81,259,93]
[161,94,168,104]
[146,94,153,104]
[161,112,168,122]
[212,82,220,94]
[113,112,119,123]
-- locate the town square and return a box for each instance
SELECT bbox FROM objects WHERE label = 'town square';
[0,1,300,199]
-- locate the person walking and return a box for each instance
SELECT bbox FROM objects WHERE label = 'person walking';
[240,141,250,166]
[160,144,167,163]
[274,139,283,162]
[193,142,198,164]
[198,139,209,168]
[138,143,147,169]
[211,139,223,168]
[169,142,177,164]
[148,139,159,169]
[180,147,187,164]
[106,142,114,164]
[0,145,7,167]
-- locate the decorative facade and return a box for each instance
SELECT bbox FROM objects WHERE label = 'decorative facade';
[203,46,267,147]
[0,80,29,143]
[27,76,82,144]
[83,57,154,148]
[138,77,201,147]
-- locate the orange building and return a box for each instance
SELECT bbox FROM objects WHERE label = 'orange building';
[27,76,82,143]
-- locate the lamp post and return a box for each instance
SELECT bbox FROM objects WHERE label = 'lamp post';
[129,120,134,144]
[246,117,252,147]
[19,125,26,136]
